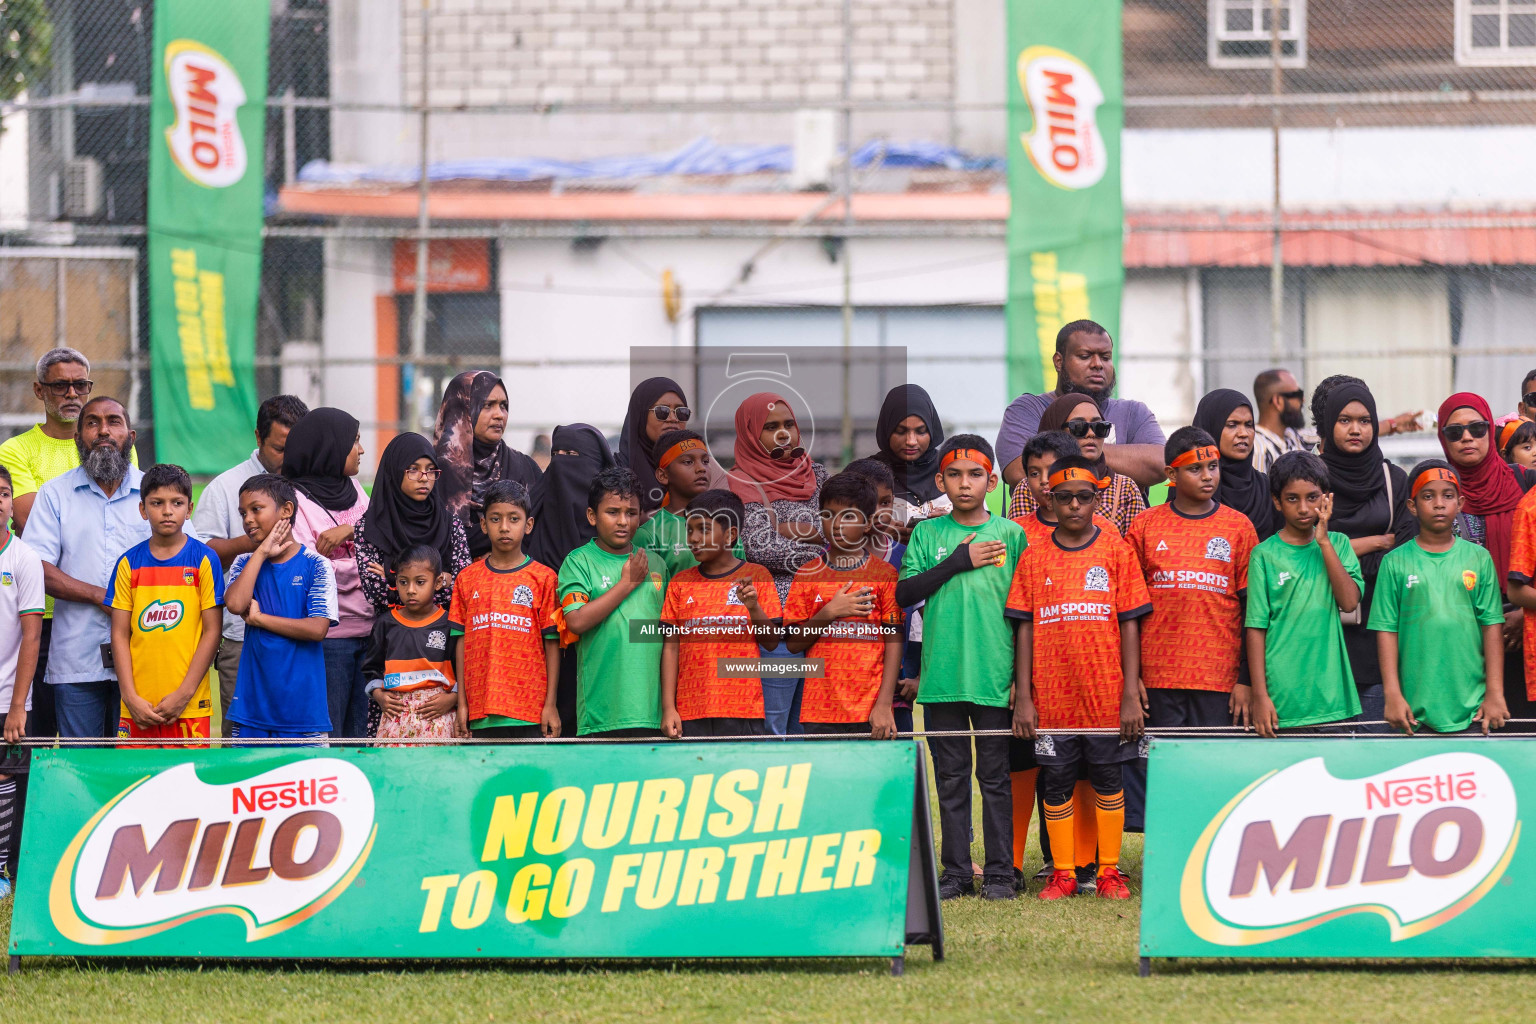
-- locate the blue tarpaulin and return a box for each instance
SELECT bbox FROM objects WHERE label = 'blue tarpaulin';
[297,136,1003,185]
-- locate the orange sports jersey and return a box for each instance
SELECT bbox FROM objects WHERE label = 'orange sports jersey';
[1012,511,1119,549]
[783,556,902,724]
[1005,527,1152,730]
[449,557,559,722]
[1125,503,1257,693]
[661,561,781,720]
[1510,488,1536,697]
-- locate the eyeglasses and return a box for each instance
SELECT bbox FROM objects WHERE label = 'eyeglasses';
[1523,393,1536,407]
[42,378,93,396]
[652,405,692,423]
[767,444,806,460]
[1279,389,1305,402]
[404,467,442,480]
[1049,490,1097,507]
[1441,421,1490,442]
[1064,418,1111,439]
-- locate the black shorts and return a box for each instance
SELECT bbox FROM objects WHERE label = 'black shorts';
[801,721,870,736]
[1033,733,1139,766]
[0,743,27,774]
[682,717,768,737]
[1008,737,1038,772]
[1146,688,1232,731]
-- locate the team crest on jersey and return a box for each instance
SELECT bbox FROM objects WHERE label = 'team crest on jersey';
[1204,537,1232,563]
[0,571,11,586]
[511,584,534,607]
[182,568,197,586]
[1083,566,1110,592]
[651,572,665,591]
[425,629,447,652]
[1463,570,1478,591]
[725,584,744,606]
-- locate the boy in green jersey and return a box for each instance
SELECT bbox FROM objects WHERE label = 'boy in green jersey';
[1373,460,1507,735]
[556,467,667,736]
[897,435,1026,901]
[1246,452,1365,735]
[634,429,739,578]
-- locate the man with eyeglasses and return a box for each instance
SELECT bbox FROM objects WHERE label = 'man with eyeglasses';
[0,348,137,739]
[191,394,310,734]
[1251,368,1315,474]
[996,320,1167,493]
[1518,370,1536,423]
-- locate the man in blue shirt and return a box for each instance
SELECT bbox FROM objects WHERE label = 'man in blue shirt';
[24,397,193,738]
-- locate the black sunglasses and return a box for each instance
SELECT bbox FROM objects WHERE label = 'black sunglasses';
[1049,489,1097,506]
[1064,418,1112,439]
[1279,389,1305,402]
[652,405,692,423]
[1441,421,1490,442]
[42,378,94,396]
[1523,392,1536,407]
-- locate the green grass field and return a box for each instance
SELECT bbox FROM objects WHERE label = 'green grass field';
[5,825,1535,1024]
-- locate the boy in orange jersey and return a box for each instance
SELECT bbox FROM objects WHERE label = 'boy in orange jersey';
[450,481,561,738]
[660,489,781,737]
[1009,455,1152,901]
[1126,427,1257,730]
[784,472,902,737]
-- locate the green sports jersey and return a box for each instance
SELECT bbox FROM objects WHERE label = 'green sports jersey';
[634,507,744,579]
[1368,538,1503,733]
[557,539,666,734]
[901,512,1026,707]
[1245,531,1364,728]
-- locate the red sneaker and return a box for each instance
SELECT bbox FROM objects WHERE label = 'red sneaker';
[1037,869,1079,900]
[1096,867,1132,900]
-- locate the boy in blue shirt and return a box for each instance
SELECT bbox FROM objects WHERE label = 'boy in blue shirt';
[223,474,337,744]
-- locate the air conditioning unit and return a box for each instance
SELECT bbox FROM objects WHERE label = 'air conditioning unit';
[63,157,103,219]
[791,109,837,191]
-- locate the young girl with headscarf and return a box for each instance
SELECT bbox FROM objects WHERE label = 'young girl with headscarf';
[356,432,472,615]
[617,376,730,513]
[869,384,950,531]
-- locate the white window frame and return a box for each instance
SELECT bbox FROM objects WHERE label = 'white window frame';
[1207,0,1308,70]
[1455,0,1536,67]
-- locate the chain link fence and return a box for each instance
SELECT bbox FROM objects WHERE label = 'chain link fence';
[2,0,1534,467]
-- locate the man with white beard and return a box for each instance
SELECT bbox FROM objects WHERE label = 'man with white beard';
[23,397,191,738]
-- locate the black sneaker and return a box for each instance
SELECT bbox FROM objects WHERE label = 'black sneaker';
[938,875,975,901]
[1032,861,1055,884]
[1076,864,1098,895]
[1013,867,1027,892]
[980,880,1018,901]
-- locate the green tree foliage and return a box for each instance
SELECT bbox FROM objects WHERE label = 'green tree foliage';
[0,0,52,133]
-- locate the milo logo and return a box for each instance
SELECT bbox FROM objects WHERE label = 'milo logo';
[138,599,185,632]
[1182,753,1518,945]
[163,39,249,188]
[51,760,376,945]
[1016,46,1108,191]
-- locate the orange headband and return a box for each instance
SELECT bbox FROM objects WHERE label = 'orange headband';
[658,438,707,470]
[940,447,993,475]
[1170,445,1220,469]
[1047,466,1102,490]
[1412,467,1459,496]
[1499,420,1522,453]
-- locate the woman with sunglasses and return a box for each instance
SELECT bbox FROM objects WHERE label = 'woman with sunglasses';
[434,370,544,560]
[1316,378,1412,731]
[617,376,730,514]
[356,432,472,616]
[1006,393,1147,535]
[730,392,828,735]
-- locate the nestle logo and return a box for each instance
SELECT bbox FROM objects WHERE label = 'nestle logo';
[1365,772,1476,810]
[232,776,340,814]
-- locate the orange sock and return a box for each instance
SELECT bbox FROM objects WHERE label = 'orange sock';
[1043,799,1074,871]
[1095,789,1126,874]
[1073,779,1098,867]
[1010,769,1038,870]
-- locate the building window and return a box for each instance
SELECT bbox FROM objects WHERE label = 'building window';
[1456,0,1536,66]
[1208,0,1307,69]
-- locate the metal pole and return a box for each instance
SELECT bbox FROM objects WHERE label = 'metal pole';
[839,0,854,465]
[411,0,433,424]
[1269,0,1284,362]
[282,86,297,187]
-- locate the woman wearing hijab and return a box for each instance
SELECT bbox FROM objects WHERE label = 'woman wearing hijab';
[869,384,949,533]
[355,432,472,615]
[281,407,375,739]
[1194,389,1281,541]
[1316,378,1411,729]
[529,423,616,733]
[434,370,543,560]
[731,392,827,735]
[1007,393,1147,533]
[617,375,729,513]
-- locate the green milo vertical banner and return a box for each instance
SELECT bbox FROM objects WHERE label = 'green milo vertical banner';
[1005,0,1123,397]
[147,0,269,472]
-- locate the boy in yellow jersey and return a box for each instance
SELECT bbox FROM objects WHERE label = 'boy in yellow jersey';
[109,464,224,747]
